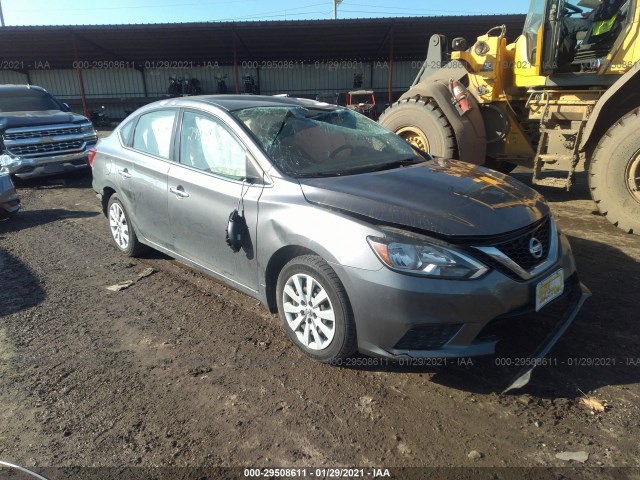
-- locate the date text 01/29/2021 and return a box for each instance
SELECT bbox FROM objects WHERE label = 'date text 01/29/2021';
[327,357,474,367]
[244,468,391,477]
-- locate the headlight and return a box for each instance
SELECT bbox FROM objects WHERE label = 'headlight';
[81,122,96,134]
[367,230,488,280]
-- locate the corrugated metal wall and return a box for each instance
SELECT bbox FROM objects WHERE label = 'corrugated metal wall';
[0,70,29,84]
[1,62,420,119]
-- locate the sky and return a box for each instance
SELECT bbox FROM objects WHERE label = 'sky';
[0,0,532,25]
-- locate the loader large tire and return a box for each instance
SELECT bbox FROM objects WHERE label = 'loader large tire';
[379,98,457,158]
[589,108,640,235]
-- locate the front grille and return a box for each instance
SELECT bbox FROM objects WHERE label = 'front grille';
[9,140,84,156]
[3,126,83,140]
[394,324,463,350]
[493,218,551,271]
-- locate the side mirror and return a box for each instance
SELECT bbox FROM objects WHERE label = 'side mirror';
[62,103,71,112]
[452,37,468,52]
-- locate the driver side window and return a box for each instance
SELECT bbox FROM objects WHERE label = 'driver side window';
[180,111,247,180]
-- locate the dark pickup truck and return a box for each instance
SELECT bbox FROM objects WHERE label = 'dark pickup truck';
[0,85,98,179]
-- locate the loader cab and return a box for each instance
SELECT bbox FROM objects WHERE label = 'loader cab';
[523,0,546,68]
[530,0,631,75]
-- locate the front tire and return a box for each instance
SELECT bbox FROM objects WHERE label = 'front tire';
[276,255,357,363]
[589,108,640,234]
[107,193,145,256]
[379,98,457,158]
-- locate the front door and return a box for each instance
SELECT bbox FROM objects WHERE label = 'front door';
[168,109,264,291]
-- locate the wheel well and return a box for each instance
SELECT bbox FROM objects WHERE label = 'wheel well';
[101,187,116,216]
[264,245,318,313]
[583,76,640,165]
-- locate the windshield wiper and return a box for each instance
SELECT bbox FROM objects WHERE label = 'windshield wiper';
[341,158,424,175]
[269,110,293,149]
[295,158,424,178]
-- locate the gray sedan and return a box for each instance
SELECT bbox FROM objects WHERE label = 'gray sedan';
[92,95,589,387]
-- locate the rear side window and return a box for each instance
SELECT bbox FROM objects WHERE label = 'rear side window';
[132,110,176,159]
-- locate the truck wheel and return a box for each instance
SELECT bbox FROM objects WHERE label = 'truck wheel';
[379,98,457,158]
[589,108,640,234]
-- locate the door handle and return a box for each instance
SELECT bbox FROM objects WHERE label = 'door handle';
[170,186,189,198]
[117,168,131,179]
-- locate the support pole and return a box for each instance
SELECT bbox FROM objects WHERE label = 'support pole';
[369,61,374,89]
[139,67,149,98]
[388,29,394,104]
[0,0,5,27]
[73,35,89,118]
[233,31,240,94]
[333,0,342,20]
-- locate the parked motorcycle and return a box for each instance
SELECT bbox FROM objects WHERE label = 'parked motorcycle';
[242,74,259,94]
[167,76,202,97]
[215,74,228,94]
[90,105,110,128]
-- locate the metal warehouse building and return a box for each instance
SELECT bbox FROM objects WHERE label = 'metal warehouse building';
[0,15,525,119]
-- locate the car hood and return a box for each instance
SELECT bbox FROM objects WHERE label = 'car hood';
[0,111,89,130]
[298,159,550,238]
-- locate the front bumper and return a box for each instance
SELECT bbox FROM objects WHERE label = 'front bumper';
[336,231,588,385]
[0,173,20,219]
[503,280,590,392]
[1,150,92,179]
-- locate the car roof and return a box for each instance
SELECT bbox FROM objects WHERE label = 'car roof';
[177,94,338,112]
[0,84,48,93]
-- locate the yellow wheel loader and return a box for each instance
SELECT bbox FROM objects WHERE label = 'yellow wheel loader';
[379,0,640,234]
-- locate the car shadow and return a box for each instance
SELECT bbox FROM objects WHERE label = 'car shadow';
[341,234,639,399]
[0,248,46,317]
[0,209,99,235]
[13,169,93,190]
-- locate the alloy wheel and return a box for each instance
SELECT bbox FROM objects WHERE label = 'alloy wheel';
[109,202,129,250]
[282,273,336,350]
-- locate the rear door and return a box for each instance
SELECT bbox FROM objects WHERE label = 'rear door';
[122,108,177,249]
[167,109,264,291]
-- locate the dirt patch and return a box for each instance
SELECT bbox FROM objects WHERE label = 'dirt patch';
[0,171,638,477]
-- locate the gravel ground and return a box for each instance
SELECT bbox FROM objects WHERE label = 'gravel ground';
[0,169,639,480]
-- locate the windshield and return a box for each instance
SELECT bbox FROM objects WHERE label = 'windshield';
[524,0,546,64]
[233,106,429,178]
[0,89,63,113]
[350,94,374,105]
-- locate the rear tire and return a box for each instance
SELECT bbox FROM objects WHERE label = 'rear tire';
[107,193,146,256]
[589,108,640,235]
[379,98,457,158]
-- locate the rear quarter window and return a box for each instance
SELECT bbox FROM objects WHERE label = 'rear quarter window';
[131,109,177,159]
[118,120,135,147]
